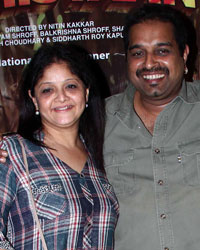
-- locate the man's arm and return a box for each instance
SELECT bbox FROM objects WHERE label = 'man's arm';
[0,135,8,163]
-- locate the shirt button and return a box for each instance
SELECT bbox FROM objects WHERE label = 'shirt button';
[160,214,167,219]
[80,173,84,178]
[177,156,182,163]
[155,148,160,154]
[158,180,164,185]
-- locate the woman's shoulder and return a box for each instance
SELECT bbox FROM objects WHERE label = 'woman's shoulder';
[1,133,34,152]
[1,133,22,148]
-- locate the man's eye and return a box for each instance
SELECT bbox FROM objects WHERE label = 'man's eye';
[131,51,143,58]
[157,49,170,55]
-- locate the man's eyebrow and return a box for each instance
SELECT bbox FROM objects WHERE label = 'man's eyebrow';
[157,42,173,47]
[128,42,173,51]
[128,44,142,51]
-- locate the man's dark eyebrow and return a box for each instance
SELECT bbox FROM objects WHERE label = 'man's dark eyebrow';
[128,42,173,51]
[128,44,142,51]
[157,42,173,47]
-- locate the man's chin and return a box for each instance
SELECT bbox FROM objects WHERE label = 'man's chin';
[153,91,159,97]
[141,90,161,98]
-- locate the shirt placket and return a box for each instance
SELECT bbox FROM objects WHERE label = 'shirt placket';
[79,171,93,249]
[152,112,175,250]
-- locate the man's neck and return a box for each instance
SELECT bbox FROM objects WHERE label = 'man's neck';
[133,91,170,134]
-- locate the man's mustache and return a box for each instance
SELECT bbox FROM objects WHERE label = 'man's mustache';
[136,67,169,77]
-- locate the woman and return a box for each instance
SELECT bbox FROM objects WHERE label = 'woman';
[0,43,119,249]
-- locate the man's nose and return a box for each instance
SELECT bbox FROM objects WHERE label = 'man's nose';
[144,53,157,69]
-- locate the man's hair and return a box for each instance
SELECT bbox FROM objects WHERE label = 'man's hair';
[17,43,105,171]
[123,4,192,56]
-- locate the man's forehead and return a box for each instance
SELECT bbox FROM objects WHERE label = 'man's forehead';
[128,20,176,44]
[130,19,174,32]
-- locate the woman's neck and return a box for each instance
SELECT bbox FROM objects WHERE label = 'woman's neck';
[43,126,80,149]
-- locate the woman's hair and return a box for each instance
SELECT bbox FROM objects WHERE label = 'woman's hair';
[18,43,105,171]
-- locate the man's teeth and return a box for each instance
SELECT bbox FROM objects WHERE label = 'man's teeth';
[143,74,165,80]
[55,105,72,111]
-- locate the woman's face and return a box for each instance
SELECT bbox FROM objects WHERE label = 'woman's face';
[29,62,89,132]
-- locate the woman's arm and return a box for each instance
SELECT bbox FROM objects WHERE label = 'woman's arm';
[0,159,16,250]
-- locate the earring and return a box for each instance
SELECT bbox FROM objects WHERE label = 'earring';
[35,110,40,115]
[85,103,88,108]
[184,65,188,75]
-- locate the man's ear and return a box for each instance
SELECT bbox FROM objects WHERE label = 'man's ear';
[183,45,189,63]
[28,90,38,110]
[86,88,89,103]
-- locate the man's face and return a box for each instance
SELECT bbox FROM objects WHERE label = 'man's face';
[127,20,189,104]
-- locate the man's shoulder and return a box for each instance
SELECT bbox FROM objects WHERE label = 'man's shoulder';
[105,92,124,111]
[186,80,200,91]
[106,90,126,103]
[184,80,200,101]
[105,84,132,114]
[106,93,124,116]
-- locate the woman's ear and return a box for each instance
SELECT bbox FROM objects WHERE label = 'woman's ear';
[28,90,38,110]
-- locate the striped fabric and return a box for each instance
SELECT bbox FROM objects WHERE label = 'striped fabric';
[0,133,119,250]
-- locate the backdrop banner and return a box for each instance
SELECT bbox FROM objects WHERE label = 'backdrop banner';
[0,0,199,132]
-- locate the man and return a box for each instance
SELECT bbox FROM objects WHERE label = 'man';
[0,4,199,250]
[104,4,200,250]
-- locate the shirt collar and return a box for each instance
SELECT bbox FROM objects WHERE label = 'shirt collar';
[118,79,200,111]
[114,80,200,129]
[174,79,200,104]
[114,83,138,130]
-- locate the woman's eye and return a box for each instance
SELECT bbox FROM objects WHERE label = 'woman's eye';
[41,88,52,94]
[67,84,77,89]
